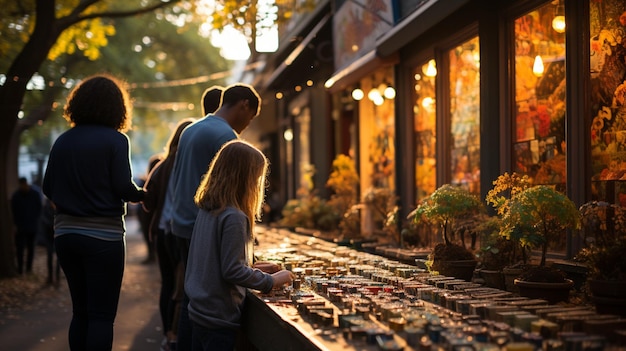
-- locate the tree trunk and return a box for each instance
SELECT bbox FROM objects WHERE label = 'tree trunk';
[0,0,59,278]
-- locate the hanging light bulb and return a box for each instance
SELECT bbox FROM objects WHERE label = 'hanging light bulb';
[533,55,544,77]
[552,1,565,33]
[351,87,364,101]
[383,86,396,99]
[368,88,382,102]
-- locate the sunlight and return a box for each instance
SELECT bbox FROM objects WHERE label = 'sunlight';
[197,0,279,60]
[210,26,251,61]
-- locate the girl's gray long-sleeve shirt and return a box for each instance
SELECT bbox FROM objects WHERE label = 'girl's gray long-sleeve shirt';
[185,206,274,329]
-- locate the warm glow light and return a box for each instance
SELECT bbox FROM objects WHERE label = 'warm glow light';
[423,59,437,77]
[552,16,565,33]
[275,92,283,99]
[383,86,396,99]
[422,97,435,109]
[533,55,544,77]
[367,88,382,102]
[283,128,293,141]
[352,88,364,101]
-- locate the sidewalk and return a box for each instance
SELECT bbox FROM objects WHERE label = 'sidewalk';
[0,215,164,351]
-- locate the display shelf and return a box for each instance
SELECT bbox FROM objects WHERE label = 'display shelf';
[240,227,625,350]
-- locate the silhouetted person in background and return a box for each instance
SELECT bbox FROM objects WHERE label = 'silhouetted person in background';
[143,117,196,351]
[138,155,162,264]
[11,177,42,275]
[40,196,61,285]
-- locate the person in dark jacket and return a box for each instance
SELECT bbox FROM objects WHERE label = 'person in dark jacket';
[42,74,145,351]
[143,117,195,351]
[11,177,42,275]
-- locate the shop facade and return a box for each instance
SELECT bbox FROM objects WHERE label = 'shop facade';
[249,0,626,260]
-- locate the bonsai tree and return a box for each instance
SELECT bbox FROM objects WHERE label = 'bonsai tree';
[408,184,485,246]
[576,201,626,281]
[503,185,581,268]
[408,184,485,280]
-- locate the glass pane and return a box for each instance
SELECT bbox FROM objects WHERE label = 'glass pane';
[449,36,480,194]
[513,3,566,188]
[589,0,626,206]
[414,59,437,200]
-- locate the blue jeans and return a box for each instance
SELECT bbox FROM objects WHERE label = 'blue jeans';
[56,234,125,351]
[191,321,237,351]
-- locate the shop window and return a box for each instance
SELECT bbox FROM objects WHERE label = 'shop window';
[449,36,480,194]
[513,3,566,188]
[513,2,567,255]
[414,59,437,200]
[589,0,626,206]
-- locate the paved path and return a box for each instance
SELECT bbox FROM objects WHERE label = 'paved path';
[0,215,165,351]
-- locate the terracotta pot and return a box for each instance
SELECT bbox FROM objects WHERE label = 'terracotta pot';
[432,259,477,282]
[514,278,574,304]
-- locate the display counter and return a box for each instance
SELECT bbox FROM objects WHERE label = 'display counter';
[238,227,624,351]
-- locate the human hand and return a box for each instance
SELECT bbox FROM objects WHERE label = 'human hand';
[271,270,295,289]
[253,261,281,274]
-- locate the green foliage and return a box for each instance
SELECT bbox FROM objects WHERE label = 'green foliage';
[408,184,485,246]
[502,185,581,267]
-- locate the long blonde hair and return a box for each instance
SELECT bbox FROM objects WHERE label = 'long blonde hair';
[194,140,268,234]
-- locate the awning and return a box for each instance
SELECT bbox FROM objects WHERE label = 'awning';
[264,13,331,90]
[375,0,471,57]
[324,50,399,94]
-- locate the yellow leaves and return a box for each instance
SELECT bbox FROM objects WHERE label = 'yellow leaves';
[48,18,115,61]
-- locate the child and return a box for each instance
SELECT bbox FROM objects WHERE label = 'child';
[184,140,294,351]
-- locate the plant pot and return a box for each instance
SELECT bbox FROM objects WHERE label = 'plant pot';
[479,269,506,290]
[431,259,477,282]
[503,267,524,293]
[589,279,626,316]
[514,278,574,304]
[589,279,626,299]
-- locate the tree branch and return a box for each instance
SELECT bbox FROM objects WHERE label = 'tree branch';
[57,0,183,30]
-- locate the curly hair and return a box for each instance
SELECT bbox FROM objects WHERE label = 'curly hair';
[63,74,133,132]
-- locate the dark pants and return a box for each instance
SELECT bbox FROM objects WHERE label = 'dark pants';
[191,321,237,351]
[176,235,192,351]
[55,234,125,351]
[45,233,61,284]
[155,229,181,337]
[15,229,36,274]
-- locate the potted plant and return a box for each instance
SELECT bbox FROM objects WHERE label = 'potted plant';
[576,201,626,316]
[475,215,515,290]
[501,183,581,303]
[485,172,534,292]
[407,184,485,281]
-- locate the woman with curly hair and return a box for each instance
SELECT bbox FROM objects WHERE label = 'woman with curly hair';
[43,74,145,351]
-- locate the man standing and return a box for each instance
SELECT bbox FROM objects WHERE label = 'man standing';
[11,177,43,275]
[167,83,261,350]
